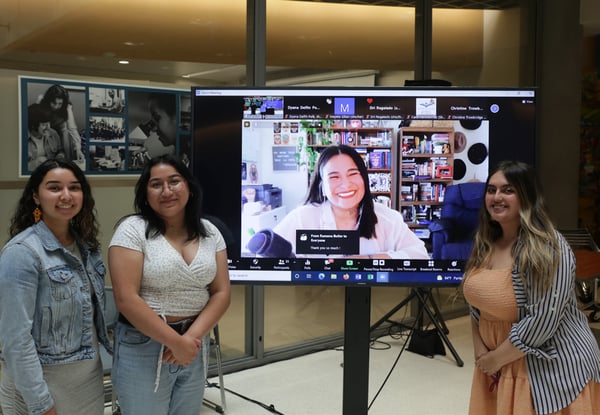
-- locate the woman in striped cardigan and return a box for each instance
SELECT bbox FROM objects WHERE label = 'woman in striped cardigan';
[462,160,600,415]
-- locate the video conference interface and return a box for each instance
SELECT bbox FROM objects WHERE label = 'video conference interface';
[192,88,536,285]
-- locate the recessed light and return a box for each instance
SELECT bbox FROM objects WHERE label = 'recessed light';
[118,60,130,65]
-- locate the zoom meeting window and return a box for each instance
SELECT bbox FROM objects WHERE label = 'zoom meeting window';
[192,88,536,286]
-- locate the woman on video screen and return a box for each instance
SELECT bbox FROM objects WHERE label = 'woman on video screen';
[272,144,429,259]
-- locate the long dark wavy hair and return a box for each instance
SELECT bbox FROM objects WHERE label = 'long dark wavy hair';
[133,154,207,241]
[305,144,378,239]
[40,84,70,126]
[464,160,558,290]
[9,159,100,249]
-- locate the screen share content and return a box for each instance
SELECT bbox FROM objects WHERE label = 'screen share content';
[193,88,536,286]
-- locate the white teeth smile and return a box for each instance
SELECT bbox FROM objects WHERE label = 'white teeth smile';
[338,191,355,198]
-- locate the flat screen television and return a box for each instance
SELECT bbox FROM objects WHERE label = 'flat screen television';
[191,87,536,286]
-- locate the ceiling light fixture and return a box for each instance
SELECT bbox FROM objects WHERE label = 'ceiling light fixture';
[118,60,130,64]
[181,65,243,78]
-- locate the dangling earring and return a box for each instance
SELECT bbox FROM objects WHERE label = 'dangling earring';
[33,205,42,223]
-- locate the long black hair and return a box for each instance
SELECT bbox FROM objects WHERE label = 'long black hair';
[9,159,100,249]
[133,154,207,241]
[305,144,378,239]
[40,84,70,126]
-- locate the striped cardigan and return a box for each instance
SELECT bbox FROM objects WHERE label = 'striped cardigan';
[471,232,600,415]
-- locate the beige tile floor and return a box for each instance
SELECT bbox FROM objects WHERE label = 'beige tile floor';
[199,315,475,415]
[103,311,600,415]
[102,315,473,414]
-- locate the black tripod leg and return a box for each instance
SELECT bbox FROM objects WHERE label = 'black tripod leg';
[420,288,449,335]
[415,289,464,367]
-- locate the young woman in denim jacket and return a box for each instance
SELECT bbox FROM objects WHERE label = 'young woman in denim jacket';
[0,159,111,415]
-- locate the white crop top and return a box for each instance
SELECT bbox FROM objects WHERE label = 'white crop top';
[109,215,226,317]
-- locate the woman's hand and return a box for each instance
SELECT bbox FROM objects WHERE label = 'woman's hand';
[162,334,201,367]
[475,350,503,376]
[476,337,525,377]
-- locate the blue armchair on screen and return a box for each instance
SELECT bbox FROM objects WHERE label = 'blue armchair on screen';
[428,182,486,260]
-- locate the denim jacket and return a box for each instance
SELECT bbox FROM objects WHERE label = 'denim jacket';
[0,221,111,415]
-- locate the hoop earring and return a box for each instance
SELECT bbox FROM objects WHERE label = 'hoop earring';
[33,206,42,223]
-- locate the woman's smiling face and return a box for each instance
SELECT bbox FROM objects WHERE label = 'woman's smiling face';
[321,153,365,211]
[485,171,521,226]
[33,167,83,226]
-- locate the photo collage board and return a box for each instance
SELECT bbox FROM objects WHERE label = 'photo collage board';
[19,76,190,176]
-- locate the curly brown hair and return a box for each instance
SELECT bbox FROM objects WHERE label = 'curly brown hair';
[9,159,100,249]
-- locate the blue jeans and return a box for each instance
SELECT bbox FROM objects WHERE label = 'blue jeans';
[112,322,206,415]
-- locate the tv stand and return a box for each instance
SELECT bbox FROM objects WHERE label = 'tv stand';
[342,286,464,415]
[343,286,371,415]
[371,287,464,367]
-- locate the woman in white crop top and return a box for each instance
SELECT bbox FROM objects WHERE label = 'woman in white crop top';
[108,155,231,415]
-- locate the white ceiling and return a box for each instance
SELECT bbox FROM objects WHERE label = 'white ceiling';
[0,0,598,85]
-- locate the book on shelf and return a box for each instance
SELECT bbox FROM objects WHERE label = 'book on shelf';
[415,205,432,225]
[402,169,417,179]
[355,147,369,168]
[361,120,380,128]
[402,135,416,155]
[417,182,447,202]
[331,131,342,145]
[360,133,387,146]
[349,119,362,128]
[431,133,450,154]
[377,130,392,146]
[369,151,383,169]
[413,134,432,154]
[369,149,392,169]
[419,182,433,201]
[358,135,372,146]
[400,185,414,201]
[341,131,358,145]
[436,184,446,202]
[401,206,415,223]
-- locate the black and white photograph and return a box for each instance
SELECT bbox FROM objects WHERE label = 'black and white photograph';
[127,90,178,171]
[20,77,189,176]
[89,144,125,172]
[89,116,126,142]
[89,87,125,114]
[180,94,191,131]
[23,81,87,173]
[180,133,192,167]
